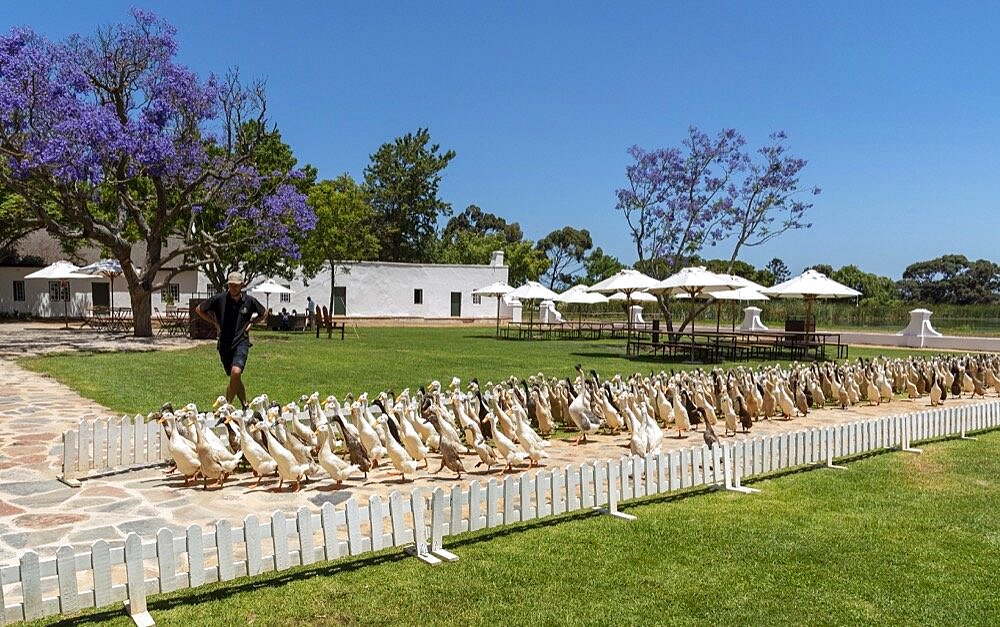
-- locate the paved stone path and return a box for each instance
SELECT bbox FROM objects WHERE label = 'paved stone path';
[0,322,993,567]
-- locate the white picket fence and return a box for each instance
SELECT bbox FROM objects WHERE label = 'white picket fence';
[60,416,228,485]
[7,401,998,626]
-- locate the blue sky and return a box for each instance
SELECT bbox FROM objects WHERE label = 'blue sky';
[6,1,1000,279]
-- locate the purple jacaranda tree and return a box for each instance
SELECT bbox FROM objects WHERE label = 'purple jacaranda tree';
[0,10,314,336]
[615,127,818,332]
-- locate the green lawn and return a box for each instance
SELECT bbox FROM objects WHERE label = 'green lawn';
[26,429,1000,626]
[19,326,940,415]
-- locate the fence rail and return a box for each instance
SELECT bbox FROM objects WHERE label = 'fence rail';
[10,401,1000,625]
[60,416,229,485]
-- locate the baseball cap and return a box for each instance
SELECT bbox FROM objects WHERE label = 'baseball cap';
[226,271,244,285]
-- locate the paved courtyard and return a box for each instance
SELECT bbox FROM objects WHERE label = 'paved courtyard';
[0,322,993,566]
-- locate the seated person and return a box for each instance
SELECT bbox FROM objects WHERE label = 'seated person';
[279,307,291,331]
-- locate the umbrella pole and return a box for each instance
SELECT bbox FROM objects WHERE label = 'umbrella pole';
[63,280,70,329]
[109,274,114,311]
[495,295,501,336]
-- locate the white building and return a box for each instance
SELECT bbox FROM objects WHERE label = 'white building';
[0,231,513,322]
[274,251,511,320]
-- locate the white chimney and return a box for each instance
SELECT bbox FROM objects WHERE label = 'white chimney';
[490,250,505,267]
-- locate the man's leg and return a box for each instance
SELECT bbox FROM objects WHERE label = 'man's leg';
[228,366,246,406]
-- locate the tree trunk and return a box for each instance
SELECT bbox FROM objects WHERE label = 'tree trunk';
[327,260,337,317]
[128,284,154,337]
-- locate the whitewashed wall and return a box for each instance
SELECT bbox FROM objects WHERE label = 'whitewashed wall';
[0,268,200,318]
[278,259,512,319]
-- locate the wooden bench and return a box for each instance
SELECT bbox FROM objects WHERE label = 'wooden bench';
[315,306,345,340]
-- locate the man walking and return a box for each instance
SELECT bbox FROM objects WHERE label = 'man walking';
[305,295,315,329]
[196,272,266,408]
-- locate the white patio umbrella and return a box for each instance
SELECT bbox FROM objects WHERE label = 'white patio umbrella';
[763,269,862,324]
[677,285,770,331]
[555,284,609,324]
[508,281,559,327]
[556,284,609,305]
[588,269,662,339]
[649,266,744,359]
[251,278,294,311]
[24,261,93,328]
[77,258,128,311]
[608,290,658,302]
[472,280,514,334]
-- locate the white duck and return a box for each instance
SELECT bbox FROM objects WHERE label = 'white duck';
[567,376,601,445]
[642,403,663,453]
[395,404,430,468]
[487,406,528,474]
[260,420,310,492]
[192,416,243,489]
[228,413,277,487]
[513,408,549,468]
[315,423,360,485]
[381,415,420,482]
[351,401,387,466]
[159,413,201,485]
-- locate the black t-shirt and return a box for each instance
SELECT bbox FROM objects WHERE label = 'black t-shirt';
[199,291,266,349]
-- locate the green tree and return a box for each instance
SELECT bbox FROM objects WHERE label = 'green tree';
[505,240,550,286]
[434,205,522,265]
[583,247,624,285]
[300,176,380,315]
[364,128,455,262]
[898,255,1000,304]
[764,257,789,285]
[200,116,318,291]
[831,265,899,303]
[536,226,593,289]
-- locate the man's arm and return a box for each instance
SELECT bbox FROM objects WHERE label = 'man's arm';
[246,297,267,331]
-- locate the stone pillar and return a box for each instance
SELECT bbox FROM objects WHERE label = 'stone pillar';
[509,298,522,323]
[897,308,942,348]
[629,305,645,324]
[738,306,769,332]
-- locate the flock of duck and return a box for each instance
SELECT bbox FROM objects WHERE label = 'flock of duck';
[154,354,1000,492]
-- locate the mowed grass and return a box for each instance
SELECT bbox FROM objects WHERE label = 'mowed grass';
[19,326,934,415]
[25,430,1000,626]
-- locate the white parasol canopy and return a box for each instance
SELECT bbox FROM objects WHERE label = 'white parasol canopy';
[472,281,514,297]
[25,261,93,328]
[648,266,742,296]
[473,281,515,334]
[609,290,658,302]
[77,259,133,310]
[587,269,661,294]
[763,269,862,300]
[252,279,294,310]
[673,285,770,301]
[508,281,560,327]
[24,261,92,281]
[509,281,559,301]
[764,269,861,323]
[555,284,609,305]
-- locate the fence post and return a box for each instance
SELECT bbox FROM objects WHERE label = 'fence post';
[960,406,977,441]
[430,487,458,561]
[721,442,759,494]
[59,430,82,488]
[596,458,636,521]
[901,413,922,454]
[405,489,440,565]
[123,533,154,627]
[823,426,847,470]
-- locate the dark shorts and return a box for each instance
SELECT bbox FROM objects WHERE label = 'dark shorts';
[219,341,251,376]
